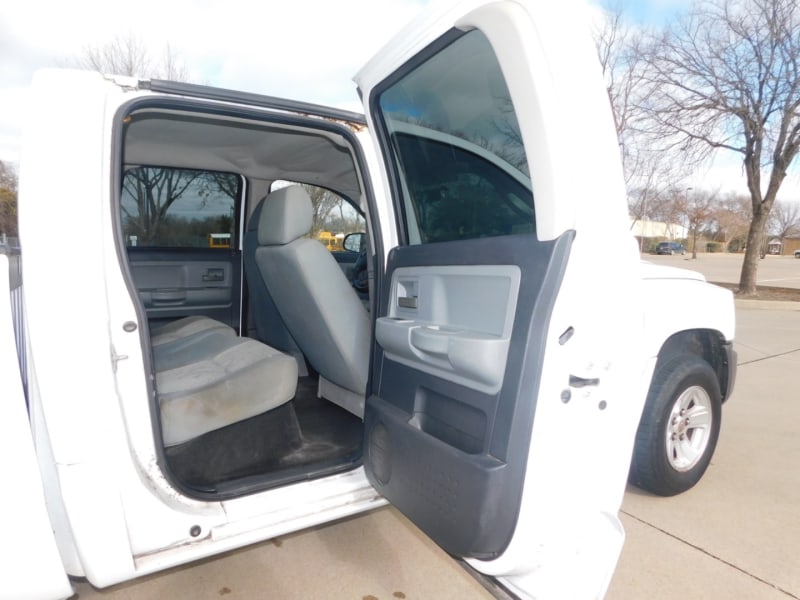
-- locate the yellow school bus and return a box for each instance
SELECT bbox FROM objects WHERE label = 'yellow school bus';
[208,233,231,248]
[317,231,342,252]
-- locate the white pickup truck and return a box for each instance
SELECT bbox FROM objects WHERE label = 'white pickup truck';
[1,1,736,599]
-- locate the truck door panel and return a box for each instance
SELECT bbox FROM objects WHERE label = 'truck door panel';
[120,166,243,331]
[369,234,572,556]
[128,249,240,329]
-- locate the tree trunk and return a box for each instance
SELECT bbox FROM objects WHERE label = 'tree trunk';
[738,211,769,295]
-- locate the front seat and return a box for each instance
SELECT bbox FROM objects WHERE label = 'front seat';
[255,185,370,417]
[243,197,306,374]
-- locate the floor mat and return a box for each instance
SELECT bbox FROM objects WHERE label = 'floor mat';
[166,376,363,490]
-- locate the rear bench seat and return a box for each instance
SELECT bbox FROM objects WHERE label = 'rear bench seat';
[150,315,234,346]
[150,317,298,447]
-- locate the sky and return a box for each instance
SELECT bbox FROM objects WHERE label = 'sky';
[621,0,692,24]
[1,0,797,201]
[0,0,428,164]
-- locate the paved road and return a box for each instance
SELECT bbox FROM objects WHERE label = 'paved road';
[73,300,800,600]
[644,252,800,289]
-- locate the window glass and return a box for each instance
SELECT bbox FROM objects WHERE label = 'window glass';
[121,167,239,248]
[377,30,534,244]
[271,181,365,253]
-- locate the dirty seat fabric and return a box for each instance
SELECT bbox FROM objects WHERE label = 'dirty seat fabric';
[150,315,234,347]
[151,321,298,447]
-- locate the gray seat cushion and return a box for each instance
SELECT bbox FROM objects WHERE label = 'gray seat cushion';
[150,315,234,347]
[151,321,298,447]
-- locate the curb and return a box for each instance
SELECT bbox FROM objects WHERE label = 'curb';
[734,299,800,311]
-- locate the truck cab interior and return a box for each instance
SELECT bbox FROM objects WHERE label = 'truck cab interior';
[118,93,375,498]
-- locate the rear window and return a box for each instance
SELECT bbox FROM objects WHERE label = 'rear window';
[121,167,240,248]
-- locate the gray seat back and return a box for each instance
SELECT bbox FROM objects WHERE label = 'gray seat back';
[243,198,304,361]
[255,186,370,396]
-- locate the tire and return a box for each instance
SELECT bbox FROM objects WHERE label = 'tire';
[630,356,722,496]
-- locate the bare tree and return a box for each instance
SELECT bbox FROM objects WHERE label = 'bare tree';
[0,161,18,238]
[301,184,346,237]
[627,185,658,226]
[75,37,237,247]
[638,0,800,294]
[121,167,204,244]
[712,193,752,251]
[673,188,718,258]
[594,5,649,179]
[75,33,188,80]
[159,44,190,82]
[636,186,687,240]
[769,199,800,241]
[594,5,692,231]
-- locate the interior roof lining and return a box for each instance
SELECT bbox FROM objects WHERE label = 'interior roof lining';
[127,107,354,149]
[122,104,364,201]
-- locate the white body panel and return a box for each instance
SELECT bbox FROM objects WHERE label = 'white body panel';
[639,261,736,356]
[0,256,73,600]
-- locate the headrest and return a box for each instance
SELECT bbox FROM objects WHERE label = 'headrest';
[257,186,313,246]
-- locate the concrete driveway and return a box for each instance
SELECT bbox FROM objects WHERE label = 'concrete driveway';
[72,302,800,600]
[608,302,800,599]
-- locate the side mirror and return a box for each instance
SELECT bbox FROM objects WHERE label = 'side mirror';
[343,232,366,253]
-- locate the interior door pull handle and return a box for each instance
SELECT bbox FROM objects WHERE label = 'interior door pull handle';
[150,289,187,306]
[398,296,418,309]
[569,375,600,388]
[202,268,225,282]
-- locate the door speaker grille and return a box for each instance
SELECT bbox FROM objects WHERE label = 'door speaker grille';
[368,421,392,485]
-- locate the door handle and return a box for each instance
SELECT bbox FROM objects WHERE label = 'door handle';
[569,375,600,388]
[150,289,187,306]
[409,326,452,357]
[202,268,225,282]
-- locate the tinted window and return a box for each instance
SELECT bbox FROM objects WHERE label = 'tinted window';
[377,30,534,244]
[121,167,239,248]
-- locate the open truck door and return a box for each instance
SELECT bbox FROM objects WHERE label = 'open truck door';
[357,2,645,597]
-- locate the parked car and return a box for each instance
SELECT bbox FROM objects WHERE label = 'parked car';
[657,241,687,255]
[794,249,800,258]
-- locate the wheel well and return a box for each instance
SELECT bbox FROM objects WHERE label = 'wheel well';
[656,329,732,401]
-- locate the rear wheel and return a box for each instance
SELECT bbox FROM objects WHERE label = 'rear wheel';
[630,356,721,496]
